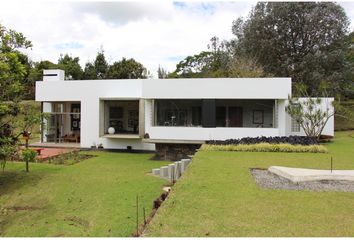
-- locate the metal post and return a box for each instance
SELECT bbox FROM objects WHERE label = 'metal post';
[331,156,333,173]
[136,195,139,236]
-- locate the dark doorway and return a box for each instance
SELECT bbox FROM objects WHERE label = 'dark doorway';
[229,107,243,127]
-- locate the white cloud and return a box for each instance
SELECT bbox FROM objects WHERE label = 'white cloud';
[0,1,352,78]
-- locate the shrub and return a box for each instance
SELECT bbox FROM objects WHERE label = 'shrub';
[22,149,37,162]
[200,143,328,153]
[207,136,318,146]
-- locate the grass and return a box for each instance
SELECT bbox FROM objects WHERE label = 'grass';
[0,151,169,237]
[146,131,354,237]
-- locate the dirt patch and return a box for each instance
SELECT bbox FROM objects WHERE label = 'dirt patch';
[251,168,354,192]
[3,206,41,211]
[53,233,65,237]
[64,216,90,228]
[134,187,172,237]
[45,152,96,165]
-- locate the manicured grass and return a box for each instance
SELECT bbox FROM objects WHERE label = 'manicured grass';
[146,131,354,237]
[0,152,169,237]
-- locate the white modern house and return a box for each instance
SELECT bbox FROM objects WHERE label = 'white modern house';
[35,69,334,153]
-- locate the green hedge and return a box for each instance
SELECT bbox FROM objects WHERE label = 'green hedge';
[200,143,328,153]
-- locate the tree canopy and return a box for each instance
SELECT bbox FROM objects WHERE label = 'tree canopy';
[169,36,267,78]
[58,54,83,80]
[232,2,353,96]
[83,50,147,80]
[107,58,147,79]
[0,23,32,169]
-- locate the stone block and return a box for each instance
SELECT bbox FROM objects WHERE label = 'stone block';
[174,161,182,179]
[152,168,160,176]
[160,166,168,178]
[181,159,191,173]
[168,164,175,181]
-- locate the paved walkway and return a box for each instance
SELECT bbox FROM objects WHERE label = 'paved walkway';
[29,142,80,148]
[269,166,354,183]
[23,147,77,161]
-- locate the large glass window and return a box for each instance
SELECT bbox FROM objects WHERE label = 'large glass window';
[291,117,301,132]
[153,99,276,128]
[42,102,80,143]
[215,99,275,128]
[154,99,202,127]
[104,100,139,134]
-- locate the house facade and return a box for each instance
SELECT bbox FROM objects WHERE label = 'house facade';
[35,69,334,151]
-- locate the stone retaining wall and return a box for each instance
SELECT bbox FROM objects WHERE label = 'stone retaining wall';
[154,143,201,161]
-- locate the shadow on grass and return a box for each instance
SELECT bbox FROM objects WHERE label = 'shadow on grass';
[0,170,43,196]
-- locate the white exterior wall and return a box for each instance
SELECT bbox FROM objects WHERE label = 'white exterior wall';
[35,75,333,149]
[285,98,334,137]
[146,126,279,141]
[277,99,287,136]
[142,78,291,99]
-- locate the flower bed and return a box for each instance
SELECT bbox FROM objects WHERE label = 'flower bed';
[200,143,328,153]
[207,136,318,146]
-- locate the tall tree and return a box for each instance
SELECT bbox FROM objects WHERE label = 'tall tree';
[83,50,109,79]
[169,36,265,78]
[58,54,83,80]
[94,50,108,79]
[157,65,168,79]
[26,60,57,99]
[83,62,96,80]
[0,23,32,169]
[344,31,354,99]
[232,2,352,96]
[107,58,147,79]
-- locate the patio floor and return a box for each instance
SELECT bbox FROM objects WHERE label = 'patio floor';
[24,147,78,161]
[38,148,77,161]
[29,142,81,149]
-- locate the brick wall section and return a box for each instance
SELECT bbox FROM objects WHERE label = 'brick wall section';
[154,143,201,161]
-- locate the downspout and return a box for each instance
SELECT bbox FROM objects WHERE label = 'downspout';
[40,102,44,143]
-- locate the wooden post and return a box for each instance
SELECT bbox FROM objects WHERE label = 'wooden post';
[23,131,30,172]
[143,207,146,225]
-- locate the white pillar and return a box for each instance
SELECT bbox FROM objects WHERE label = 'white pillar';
[277,99,287,136]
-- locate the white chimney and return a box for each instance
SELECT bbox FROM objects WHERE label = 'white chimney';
[43,69,65,81]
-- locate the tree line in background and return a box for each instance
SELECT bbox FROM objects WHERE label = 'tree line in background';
[23,50,148,99]
[168,2,354,99]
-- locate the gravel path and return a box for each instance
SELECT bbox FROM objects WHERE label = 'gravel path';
[251,169,354,192]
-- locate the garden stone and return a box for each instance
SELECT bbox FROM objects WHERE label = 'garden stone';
[152,168,160,176]
[168,164,175,181]
[160,166,168,178]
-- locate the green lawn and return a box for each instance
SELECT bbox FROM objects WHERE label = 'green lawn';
[146,131,354,237]
[0,152,169,237]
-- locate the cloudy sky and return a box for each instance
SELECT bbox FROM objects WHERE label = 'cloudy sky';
[1,1,354,77]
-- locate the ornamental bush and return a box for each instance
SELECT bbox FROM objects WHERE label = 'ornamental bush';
[200,143,328,153]
[206,136,318,146]
[22,149,37,162]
